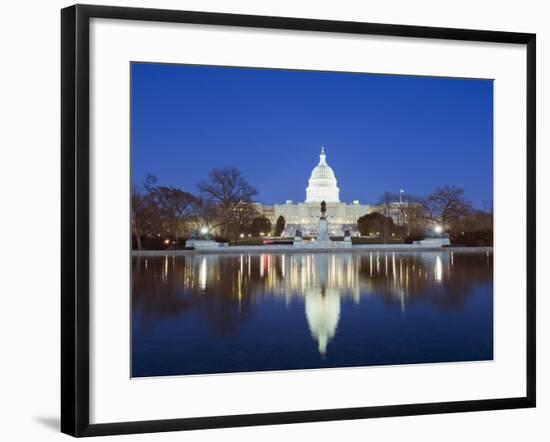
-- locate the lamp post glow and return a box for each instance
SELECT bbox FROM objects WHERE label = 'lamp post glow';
[199,227,209,235]
[434,225,443,235]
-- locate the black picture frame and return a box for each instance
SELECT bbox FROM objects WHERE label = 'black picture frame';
[61,4,536,437]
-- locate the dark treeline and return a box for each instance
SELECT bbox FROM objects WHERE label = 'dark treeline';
[133,168,492,249]
[131,167,271,249]
[358,185,493,246]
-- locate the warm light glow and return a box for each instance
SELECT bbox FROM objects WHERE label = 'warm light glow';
[434,225,443,234]
[166,250,468,357]
[435,255,443,282]
[200,227,209,235]
[240,233,244,238]
[199,258,207,290]
[164,239,170,245]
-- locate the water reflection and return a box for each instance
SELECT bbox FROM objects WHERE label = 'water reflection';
[305,286,340,356]
[132,251,492,376]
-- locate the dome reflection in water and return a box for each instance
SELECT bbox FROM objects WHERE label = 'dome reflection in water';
[132,251,493,377]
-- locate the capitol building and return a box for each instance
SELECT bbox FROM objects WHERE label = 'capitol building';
[258,147,374,237]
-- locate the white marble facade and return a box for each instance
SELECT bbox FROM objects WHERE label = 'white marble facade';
[266,147,373,237]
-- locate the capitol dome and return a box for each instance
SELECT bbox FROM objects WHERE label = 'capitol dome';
[305,147,340,203]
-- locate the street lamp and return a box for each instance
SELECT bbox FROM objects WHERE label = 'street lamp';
[434,225,443,235]
[199,226,209,235]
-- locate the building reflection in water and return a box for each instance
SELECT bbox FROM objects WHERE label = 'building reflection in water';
[132,251,492,357]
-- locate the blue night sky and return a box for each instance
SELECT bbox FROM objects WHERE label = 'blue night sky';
[131,63,493,208]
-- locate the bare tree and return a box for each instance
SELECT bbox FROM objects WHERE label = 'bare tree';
[198,167,258,204]
[420,185,472,229]
[131,184,160,250]
[400,197,427,238]
[228,202,260,238]
[197,167,258,238]
[143,173,158,194]
[194,198,221,234]
[373,185,489,244]
[153,186,198,241]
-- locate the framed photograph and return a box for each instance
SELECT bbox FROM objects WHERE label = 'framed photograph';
[61,4,536,437]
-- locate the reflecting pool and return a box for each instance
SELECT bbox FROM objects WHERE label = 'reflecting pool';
[132,251,493,377]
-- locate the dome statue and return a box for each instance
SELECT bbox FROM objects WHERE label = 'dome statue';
[305,146,340,203]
